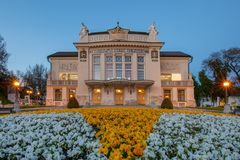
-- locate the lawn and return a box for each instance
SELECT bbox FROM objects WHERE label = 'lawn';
[0,108,239,159]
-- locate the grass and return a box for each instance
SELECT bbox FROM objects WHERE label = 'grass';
[198,106,224,112]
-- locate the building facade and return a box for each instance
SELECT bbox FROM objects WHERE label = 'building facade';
[46,23,196,107]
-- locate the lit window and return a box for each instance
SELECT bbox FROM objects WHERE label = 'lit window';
[164,90,171,99]
[68,89,76,99]
[69,74,78,80]
[59,73,68,80]
[172,73,181,81]
[161,74,172,80]
[178,89,185,102]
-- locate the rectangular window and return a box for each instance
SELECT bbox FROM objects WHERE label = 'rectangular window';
[137,56,144,80]
[69,74,78,80]
[125,64,131,80]
[105,64,113,80]
[105,56,113,80]
[54,89,62,101]
[164,90,171,99]
[68,89,76,99]
[93,56,100,80]
[178,89,185,102]
[116,63,122,79]
[161,74,172,80]
[172,73,182,81]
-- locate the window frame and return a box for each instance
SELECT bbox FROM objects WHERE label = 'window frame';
[137,55,145,80]
[92,55,101,80]
[177,89,185,102]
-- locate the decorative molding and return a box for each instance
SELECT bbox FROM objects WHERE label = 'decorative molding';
[89,48,148,54]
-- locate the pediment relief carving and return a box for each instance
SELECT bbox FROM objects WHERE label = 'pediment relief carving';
[108,26,129,41]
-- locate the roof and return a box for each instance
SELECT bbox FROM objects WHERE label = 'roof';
[160,51,192,58]
[88,25,149,36]
[88,30,148,36]
[47,52,78,59]
[47,51,192,59]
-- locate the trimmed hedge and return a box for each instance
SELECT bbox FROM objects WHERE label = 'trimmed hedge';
[160,98,173,109]
[67,97,80,108]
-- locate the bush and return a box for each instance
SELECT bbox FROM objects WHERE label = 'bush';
[160,98,173,109]
[67,97,80,108]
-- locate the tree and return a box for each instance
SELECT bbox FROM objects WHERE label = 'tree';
[160,98,173,109]
[21,64,48,98]
[224,48,240,86]
[192,75,201,106]
[0,35,16,103]
[202,52,230,82]
[0,35,9,76]
[198,70,213,98]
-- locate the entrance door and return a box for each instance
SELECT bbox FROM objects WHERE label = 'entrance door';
[93,88,101,105]
[115,89,124,105]
[137,89,145,105]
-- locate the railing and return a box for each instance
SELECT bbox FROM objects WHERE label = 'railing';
[161,80,193,87]
[47,80,78,86]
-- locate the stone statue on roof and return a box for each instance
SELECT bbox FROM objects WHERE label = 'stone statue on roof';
[80,22,89,39]
[148,22,159,42]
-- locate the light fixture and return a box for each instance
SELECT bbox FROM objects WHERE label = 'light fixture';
[14,81,20,87]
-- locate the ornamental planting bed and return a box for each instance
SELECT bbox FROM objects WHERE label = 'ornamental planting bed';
[0,108,239,160]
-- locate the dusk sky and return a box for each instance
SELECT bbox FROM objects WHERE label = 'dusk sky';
[0,0,240,77]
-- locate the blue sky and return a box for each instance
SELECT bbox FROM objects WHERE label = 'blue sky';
[0,0,240,76]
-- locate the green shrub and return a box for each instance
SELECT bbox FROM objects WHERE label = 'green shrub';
[67,97,80,108]
[160,98,173,109]
[0,96,14,105]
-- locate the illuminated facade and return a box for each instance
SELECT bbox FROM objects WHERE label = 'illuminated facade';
[46,23,196,107]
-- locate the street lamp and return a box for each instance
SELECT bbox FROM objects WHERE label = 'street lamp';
[13,81,20,112]
[223,80,231,113]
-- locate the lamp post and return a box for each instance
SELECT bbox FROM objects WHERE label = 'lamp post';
[37,91,40,105]
[14,81,20,112]
[223,81,230,113]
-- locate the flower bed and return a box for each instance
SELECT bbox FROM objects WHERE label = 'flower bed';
[0,113,106,159]
[142,113,240,159]
[18,108,231,159]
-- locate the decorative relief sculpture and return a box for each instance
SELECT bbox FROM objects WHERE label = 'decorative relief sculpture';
[151,50,159,62]
[80,50,87,62]
[161,62,180,72]
[59,63,78,72]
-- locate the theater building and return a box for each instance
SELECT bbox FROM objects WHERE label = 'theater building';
[46,23,196,107]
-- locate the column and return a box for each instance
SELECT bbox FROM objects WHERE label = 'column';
[62,87,68,106]
[100,53,105,80]
[132,53,137,80]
